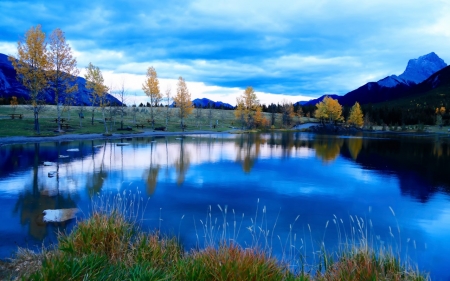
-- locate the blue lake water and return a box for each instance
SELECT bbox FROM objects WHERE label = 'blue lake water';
[0,132,449,280]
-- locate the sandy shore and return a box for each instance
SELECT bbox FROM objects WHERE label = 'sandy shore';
[0,130,233,146]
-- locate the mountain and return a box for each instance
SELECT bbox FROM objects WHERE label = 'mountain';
[0,53,121,105]
[192,98,234,109]
[300,52,447,107]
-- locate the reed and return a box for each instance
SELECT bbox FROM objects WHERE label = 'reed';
[4,195,429,280]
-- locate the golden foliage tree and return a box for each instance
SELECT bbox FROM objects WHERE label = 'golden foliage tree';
[315,96,343,124]
[234,97,246,129]
[48,28,79,132]
[435,106,446,126]
[235,86,259,128]
[142,66,161,128]
[347,102,364,127]
[253,106,264,128]
[9,24,49,134]
[85,62,109,133]
[10,96,19,114]
[173,76,193,131]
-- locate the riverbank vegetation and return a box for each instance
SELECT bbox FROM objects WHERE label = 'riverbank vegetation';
[1,196,429,281]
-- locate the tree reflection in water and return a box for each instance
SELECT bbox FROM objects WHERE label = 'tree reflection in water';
[314,137,344,163]
[175,138,190,185]
[13,143,77,240]
[347,137,363,160]
[144,141,160,195]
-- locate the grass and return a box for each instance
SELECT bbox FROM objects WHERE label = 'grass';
[1,194,430,281]
[0,105,315,137]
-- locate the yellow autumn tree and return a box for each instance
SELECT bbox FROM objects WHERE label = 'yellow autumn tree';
[9,24,49,134]
[85,62,109,133]
[142,66,161,128]
[253,106,264,128]
[436,106,446,126]
[10,96,19,114]
[173,76,193,131]
[315,96,343,124]
[234,97,246,129]
[347,102,364,127]
[48,28,79,132]
[234,86,259,128]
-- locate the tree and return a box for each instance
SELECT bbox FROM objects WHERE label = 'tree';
[207,101,214,128]
[173,76,193,131]
[85,62,109,133]
[253,106,264,128]
[116,81,128,130]
[435,106,446,127]
[194,102,203,128]
[295,106,303,124]
[9,25,49,134]
[48,28,78,132]
[10,96,18,114]
[242,86,259,128]
[234,97,246,129]
[164,87,172,128]
[142,66,161,129]
[315,96,343,124]
[281,100,295,128]
[347,102,364,127]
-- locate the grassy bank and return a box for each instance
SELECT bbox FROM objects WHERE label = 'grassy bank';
[0,105,311,138]
[2,204,429,280]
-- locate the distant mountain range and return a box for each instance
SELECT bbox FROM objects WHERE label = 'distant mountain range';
[0,53,120,105]
[298,52,448,107]
[192,98,234,109]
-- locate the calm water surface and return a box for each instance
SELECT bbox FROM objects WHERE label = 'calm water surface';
[1,132,450,280]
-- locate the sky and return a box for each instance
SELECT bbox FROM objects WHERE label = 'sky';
[1,0,450,106]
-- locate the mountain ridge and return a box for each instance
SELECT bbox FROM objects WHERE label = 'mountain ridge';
[0,53,121,106]
[300,52,447,107]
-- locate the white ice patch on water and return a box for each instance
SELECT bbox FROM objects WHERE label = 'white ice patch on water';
[43,208,79,223]
[116,143,130,146]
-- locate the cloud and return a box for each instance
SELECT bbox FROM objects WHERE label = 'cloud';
[1,0,450,104]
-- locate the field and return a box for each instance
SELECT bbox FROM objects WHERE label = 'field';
[0,105,299,137]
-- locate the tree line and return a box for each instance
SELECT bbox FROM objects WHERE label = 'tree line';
[8,25,447,136]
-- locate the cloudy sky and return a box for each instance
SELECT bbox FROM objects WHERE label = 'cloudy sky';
[1,0,449,105]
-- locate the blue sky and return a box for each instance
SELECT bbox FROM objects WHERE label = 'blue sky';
[1,0,449,105]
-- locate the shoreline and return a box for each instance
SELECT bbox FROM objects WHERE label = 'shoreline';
[0,130,233,146]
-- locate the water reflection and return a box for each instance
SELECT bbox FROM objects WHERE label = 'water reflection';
[314,137,343,162]
[175,139,190,186]
[144,141,160,195]
[13,143,77,240]
[347,137,363,160]
[1,132,450,280]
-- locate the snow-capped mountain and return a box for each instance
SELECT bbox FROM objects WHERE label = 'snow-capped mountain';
[378,52,447,87]
[300,52,448,106]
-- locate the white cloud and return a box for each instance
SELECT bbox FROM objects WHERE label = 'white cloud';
[0,41,17,56]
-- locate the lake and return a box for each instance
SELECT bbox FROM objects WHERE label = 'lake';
[0,132,449,280]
